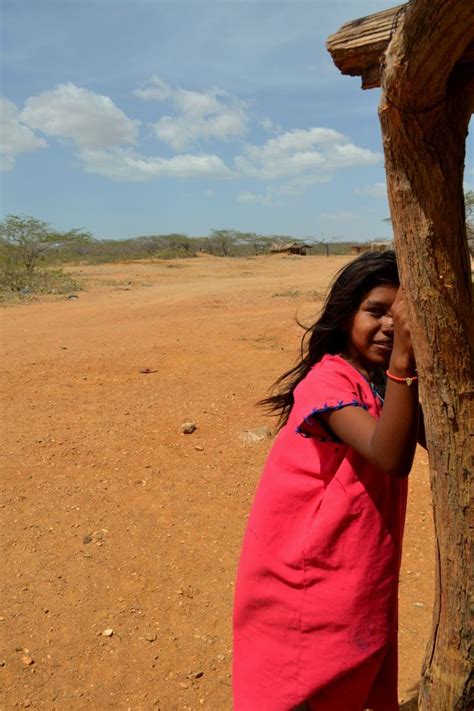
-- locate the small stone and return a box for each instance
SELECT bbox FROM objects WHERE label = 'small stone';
[24,702,31,708]
[194,444,204,451]
[413,602,425,608]
[240,427,272,444]
[83,533,93,544]
[22,655,34,666]
[179,681,189,689]
[0,660,5,667]
[181,422,197,434]
[101,628,114,637]
[187,670,204,679]
[145,632,157,642]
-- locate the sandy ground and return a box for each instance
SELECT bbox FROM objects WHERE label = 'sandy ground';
[1,255,434,710]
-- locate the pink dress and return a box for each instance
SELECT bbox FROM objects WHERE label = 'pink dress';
[233,355,408,711]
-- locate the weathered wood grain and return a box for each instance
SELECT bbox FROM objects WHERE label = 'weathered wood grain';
[327,2,474,89]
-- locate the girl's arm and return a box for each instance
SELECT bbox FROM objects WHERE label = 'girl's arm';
[321,290,419,477]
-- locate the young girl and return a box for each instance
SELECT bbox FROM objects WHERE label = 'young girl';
[233,251,422,711]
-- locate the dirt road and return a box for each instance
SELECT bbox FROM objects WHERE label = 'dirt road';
[1,255,434,710]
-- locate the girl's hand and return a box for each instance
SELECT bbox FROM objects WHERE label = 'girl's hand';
[390,288,416,372]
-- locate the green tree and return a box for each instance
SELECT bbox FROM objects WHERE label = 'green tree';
[0,214,93,275]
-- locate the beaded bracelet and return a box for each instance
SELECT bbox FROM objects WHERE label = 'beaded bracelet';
[386,370,418,386]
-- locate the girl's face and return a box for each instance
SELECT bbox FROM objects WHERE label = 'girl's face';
[344,284,398,373]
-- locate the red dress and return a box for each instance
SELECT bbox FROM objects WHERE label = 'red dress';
[233,355,408,711]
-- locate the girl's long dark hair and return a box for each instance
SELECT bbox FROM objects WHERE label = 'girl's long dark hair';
[261,250,399,429]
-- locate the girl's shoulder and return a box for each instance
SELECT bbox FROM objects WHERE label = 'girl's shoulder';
[310,353,363,381]
[290,354,378,438]
[294,353,372,405]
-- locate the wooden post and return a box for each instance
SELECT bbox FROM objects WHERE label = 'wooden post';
[327,2,474,708]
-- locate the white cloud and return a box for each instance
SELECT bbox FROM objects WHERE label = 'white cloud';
[237,175,329,207]
[0,97,47,171]
[135,75,248,150]
[321,211,358,220]
[80,147,231,182]
[236,190,282,207]
[260,117,281,133]
[235,127,380,181]
[133,75,172,101]
[237,192,262,204]
[355,181,387,198]
[21,83,140,149]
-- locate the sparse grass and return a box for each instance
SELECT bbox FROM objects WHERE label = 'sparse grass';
[0,265,82,302]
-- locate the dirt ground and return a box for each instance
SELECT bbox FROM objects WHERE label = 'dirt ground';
[1,255,434,710]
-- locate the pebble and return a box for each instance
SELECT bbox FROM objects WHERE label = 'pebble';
[101,628,114,637]
[179,681,189,689]
[145,632,157,642]
[0,660,5,667]
[413,602,425,608]
[187,670,204,679]
[24,702,31,708]
[22,655,34,666]
[194,445,204,451]
[240,427,272,444]
[181,422,197,434]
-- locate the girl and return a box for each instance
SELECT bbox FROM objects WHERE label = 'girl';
[233,251,423,711]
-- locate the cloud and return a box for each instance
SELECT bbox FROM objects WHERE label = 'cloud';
[237,192,264,204]
[235,127,380,180]
[355,181,387,198]
[133,75,172,101]
[21,83,140,148]
[134,75,248,150]
[0,97,47,171]
[260,117,281,133]
[321,211,358,220]
[237,175,329,207]
[80,147,231,182]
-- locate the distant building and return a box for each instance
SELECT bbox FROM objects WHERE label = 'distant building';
[371,241,394,252]
[351,244,372,255]
[270,242,312,255]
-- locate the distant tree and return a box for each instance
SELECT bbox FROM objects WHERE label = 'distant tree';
[319,235,342,257]
[208,229,237,256]
[0,214,93,275]
[234,232,273,255]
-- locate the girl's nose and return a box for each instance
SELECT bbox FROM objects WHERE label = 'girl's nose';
[381,315,394,331]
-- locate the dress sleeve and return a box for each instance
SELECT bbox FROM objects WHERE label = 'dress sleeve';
[292,356,369,441]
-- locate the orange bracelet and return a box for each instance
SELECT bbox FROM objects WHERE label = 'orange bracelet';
[386,370,418,386]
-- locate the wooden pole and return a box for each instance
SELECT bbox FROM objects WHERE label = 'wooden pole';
[328,1,473,707]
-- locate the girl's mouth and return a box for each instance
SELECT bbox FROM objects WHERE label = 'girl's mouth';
[373,341,393,352]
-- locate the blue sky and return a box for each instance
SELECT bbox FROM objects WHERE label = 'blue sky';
[1,0,472,241]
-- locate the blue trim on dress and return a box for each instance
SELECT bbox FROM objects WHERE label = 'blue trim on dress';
[296,399,369,440]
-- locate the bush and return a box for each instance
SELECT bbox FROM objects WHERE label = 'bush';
[0,261,81,297]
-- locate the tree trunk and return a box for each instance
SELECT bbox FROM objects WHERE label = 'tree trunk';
[380,23,474,711]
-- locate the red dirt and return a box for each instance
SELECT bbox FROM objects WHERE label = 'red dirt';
[1,255,434,710]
